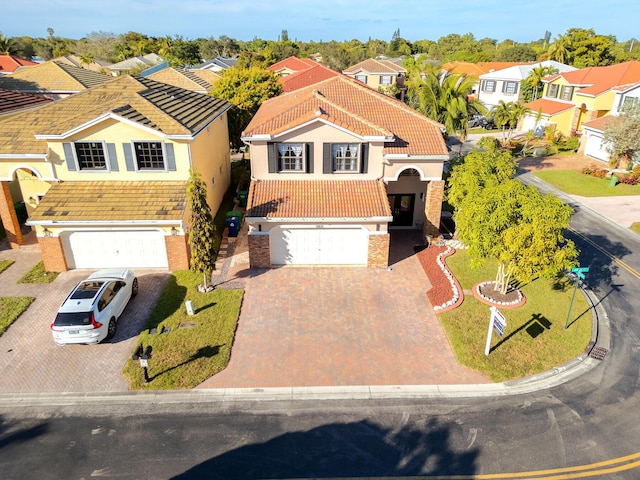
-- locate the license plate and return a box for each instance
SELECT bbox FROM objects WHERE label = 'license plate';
[68,330,79,335]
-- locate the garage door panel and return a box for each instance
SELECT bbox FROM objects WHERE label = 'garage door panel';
[64,231,169,269]
[271,227,368,266]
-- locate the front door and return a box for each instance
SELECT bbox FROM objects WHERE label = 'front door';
[388,194,415,227]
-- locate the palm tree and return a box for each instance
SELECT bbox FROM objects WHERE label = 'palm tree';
[405,63,486,139]
[0,33,15,55]
[548,35,572,64]
[491,101,530,143]
[79,53,94,66]
[526,65,559,100]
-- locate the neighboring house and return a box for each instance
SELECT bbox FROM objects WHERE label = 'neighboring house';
[192,56,237,73]
[107,53,164,76]
[0,75,232,271]
[146,67,221,94]
[268,56,317,77]
[342,58,407,92]
[0,88,52,117]
[0,60,112,100]
[477,60,575,109]
[277,63,340,92]
[441,61,530,96]
[241,76,448,269]
[54,54,111,74]
[0,54,38,75]
[523,61,640,138]
[581,80,640,162]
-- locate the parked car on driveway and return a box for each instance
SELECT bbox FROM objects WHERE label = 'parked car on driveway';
[51,269,138,345]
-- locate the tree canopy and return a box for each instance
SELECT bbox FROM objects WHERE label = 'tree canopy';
[602,102,640,168]
[448,149,577,293]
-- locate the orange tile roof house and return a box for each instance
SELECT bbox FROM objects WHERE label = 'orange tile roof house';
[241,76,448,268]
[268,56,318,76]
[0,75,232,271]
[0,60,112,100]
[0,54,38,74]
[342,58,407,92]
[522,61,640,138]
[268,56,341,92]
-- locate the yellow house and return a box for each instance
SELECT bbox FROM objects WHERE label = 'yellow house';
[0,75,232,271]
[523,61,640,136]
[342,58,407,91]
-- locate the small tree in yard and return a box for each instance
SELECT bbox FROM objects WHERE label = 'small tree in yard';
[602,102,640,169]
[187,169,216,291]
[448,149,578,294]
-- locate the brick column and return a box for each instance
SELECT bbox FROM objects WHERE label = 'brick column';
[38,236,68,272]
[165,234,190,271]
[248,234,270,268]
[0,181,23,249]
[424,180,445,237]
[368,233,390,268]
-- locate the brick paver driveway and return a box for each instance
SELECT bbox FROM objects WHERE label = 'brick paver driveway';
[199,231,489,389]
[0,235,170,394]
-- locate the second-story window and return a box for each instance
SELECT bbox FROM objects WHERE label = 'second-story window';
[503,81,518,95]
[380,75,392,85]
[333,144,360,172]
[278,143,305,172]
[482,80,496,93]
[560,86,574,101]
[355,74,367,83]
[134,141,165,170]
[547,84,559,98]
[74,142,107,170]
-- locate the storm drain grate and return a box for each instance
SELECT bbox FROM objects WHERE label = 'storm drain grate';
[589,346,609,360]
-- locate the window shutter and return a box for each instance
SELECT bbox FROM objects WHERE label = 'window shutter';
[106,143,118,171]
[323,143,332,174]
[360,143,368,173]
[165,143,176,171]
[63,143,76,171]
[267,143,277,173]
[306,143,314,173]
[122,143,134,171]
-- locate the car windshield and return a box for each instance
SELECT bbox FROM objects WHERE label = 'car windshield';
[70,281,104,300]
[54,312,92,327]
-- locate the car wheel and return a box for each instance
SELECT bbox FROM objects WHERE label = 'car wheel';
[107,318,117,339]
[132,277,138,297]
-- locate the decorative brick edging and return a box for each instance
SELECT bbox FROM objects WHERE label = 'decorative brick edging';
[431,247,464,312]
[471,281,527,309]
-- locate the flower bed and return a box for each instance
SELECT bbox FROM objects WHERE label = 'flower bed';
[416,245,463,312]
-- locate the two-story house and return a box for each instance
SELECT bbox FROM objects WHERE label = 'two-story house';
[478,61,575,110]
[0,75,232,271]
[240,76,448,268]
[342,58,407,92]
[522,61,640,137]
[146,66,221,94]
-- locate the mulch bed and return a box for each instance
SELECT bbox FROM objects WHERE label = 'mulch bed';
[415,245,463,312]
[472,281,526,309]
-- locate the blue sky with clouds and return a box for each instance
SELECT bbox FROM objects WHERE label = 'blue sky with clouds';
[3,0,637,43]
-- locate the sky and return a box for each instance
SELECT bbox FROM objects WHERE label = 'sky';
[2,0,638,44]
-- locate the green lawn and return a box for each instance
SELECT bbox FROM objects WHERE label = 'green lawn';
[0,296,35,336]
[17,261,59,284]
[122,270,243,389]
[440,250,592,382]
[0,260,14,274]
[533,170,640,197]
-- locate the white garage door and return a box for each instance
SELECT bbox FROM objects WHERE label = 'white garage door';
[64,230,169,269]
[584,132,609,161]
[271,227,368,266]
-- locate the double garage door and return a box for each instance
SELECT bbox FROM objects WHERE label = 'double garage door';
[270,226,368,266]
[63,230,169,269]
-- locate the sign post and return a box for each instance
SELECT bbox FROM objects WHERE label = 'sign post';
[565,267,589,329]
[485,306,507,356]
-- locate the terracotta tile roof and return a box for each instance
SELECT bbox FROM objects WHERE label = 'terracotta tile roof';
[0,88,52,115]
[280,64,341,92]
[0,55,38,74]
[0,60,112,92]
[247,179,391,219]
[269,56,317,73]
[557,61,640,96]
[243,76,447,157]
[524,98,575,115]
[582,115,616,131]
[28,181,187,223]
[147,67,219,92]
[0,75,232,154]
[343,58,407,75]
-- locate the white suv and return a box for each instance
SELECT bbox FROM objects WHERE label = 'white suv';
[51,269,138,345]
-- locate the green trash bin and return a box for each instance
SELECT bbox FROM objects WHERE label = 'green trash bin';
[610,175,618,187]
[237,190,248,207]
